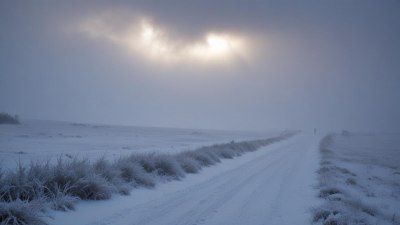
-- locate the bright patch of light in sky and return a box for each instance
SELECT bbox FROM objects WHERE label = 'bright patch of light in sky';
[188,33,242,60]
[80,16,248,65]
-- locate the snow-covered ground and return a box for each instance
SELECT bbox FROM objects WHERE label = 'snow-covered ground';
[47,134,321,225]
[314,133,400,225]
[0,120,275,169]
[3,120,398,225]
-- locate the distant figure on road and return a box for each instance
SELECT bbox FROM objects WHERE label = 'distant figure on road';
[314,128,317,134]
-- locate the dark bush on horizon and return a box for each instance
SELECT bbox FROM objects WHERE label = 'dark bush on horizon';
[0,113,20,125]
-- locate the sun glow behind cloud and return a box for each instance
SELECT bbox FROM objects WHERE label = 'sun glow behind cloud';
[79,16,249,65]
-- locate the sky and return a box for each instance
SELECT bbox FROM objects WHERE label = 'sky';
[1,0,399,132]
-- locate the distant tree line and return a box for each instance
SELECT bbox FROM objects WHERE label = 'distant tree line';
[0,112,20,124]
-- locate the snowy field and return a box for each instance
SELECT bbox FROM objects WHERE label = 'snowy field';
[0,120,276,169]
[314,133,400,225]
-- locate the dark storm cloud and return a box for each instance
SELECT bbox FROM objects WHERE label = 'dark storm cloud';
[1,0,399,132]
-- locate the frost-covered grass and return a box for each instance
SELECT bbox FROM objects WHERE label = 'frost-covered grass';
[0,133,292,224]
[313,133,400,225]
[0,200,46,225]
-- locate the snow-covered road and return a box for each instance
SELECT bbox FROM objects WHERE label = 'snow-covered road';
[50,134,321,225]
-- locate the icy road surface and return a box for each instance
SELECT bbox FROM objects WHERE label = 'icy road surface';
[50,134,321,225]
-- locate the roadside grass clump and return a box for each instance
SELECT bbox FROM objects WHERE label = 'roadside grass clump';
[92,157,131,195]
[199,149,221,164]
[312,202,356,225]
[131,154,157,173]
[319,187,344,199]
[212,146,235,159]
[70,175,112,200]
[50,158,113,201]
[319,135,334,157]
[151,155,185,179]
[345,178,357,186]
[130,154,185,180]
[317,167,331,175]
[0,200,46,225]
[93,157,120,184]
[176,155,202,174]
[0,163,51,203]
[47,185,77,211]
[115,157,156,188]
[180,151,218,167]
[0,132,294,225]
[312,209,343,225]
[334,167,356,176]
[345,199,379,217]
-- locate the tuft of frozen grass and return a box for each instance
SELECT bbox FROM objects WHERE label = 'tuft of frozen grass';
[0,132,294,224]
[345,178,356,186]
[0,200,46,225]
[312,208,345,225]
[71,175,112,200]
[180,151,218,167]
[319,187,343,198]
[93,157,119,183]
[0,162,47,202]
[114,157,155,188]
[47,184,77,211]
[152,155,185,179]
[176,155,202,174]
[93,157,132,195]
[129,154,185,180]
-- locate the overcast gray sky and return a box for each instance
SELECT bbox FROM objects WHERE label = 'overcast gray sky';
[1,0,399,132]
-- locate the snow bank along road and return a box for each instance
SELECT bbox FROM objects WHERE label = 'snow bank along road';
[50,134,321,225]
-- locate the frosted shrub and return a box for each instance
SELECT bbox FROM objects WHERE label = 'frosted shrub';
[124,154,184,181]
[213,146,236,159]
[181,151,217,166]
[47,184,77,211]
[152,155,185,179]
[114,158,155,188]
[0,200,46,225]
[0,163,46,202]
[49,158,92,192]
[132,154,158,173]
[176,156,202,174]
[319,135,333,154]
[71,175,112,200]
[93,158,130,194]
[200,150,221,164]
[93,157,116,182]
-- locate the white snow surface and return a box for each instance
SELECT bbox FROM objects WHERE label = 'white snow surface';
[315,133,400,225]
[0,120,275,169]
[47,134,321,225]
